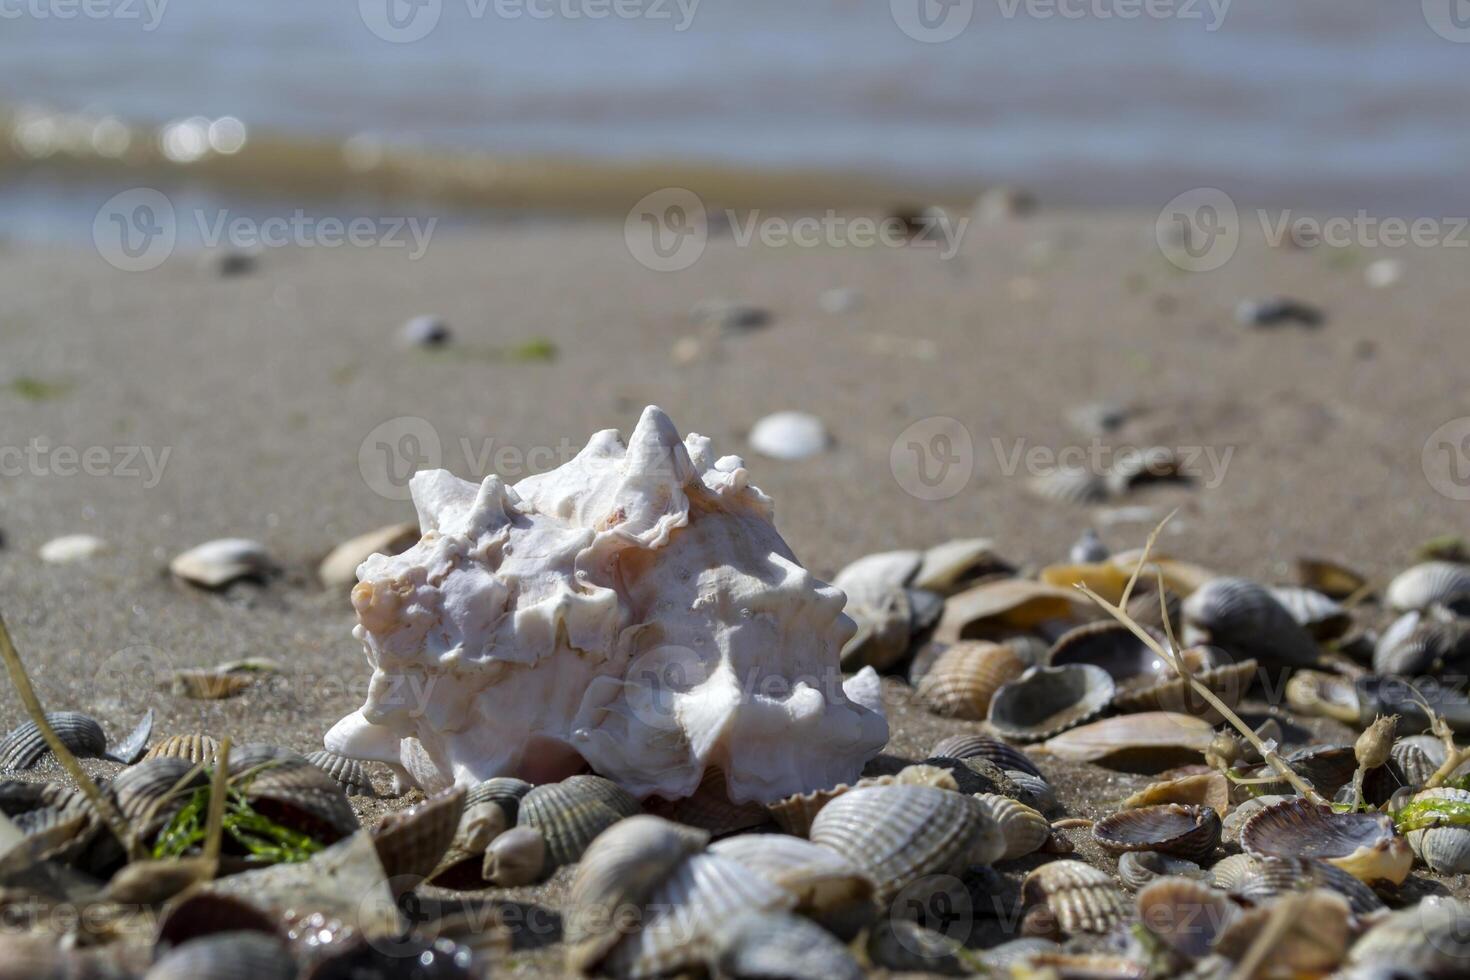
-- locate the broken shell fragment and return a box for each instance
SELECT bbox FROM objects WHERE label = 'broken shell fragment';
[37,533,109,564]
[934,578,1092,642]
[1295,557,1367,600]
[1240,798,1412,885]
[1020,860,1128,937]
[1092,803,1221,862]
[170,538,273,588]
[1121,772,1230,816]
[987,664,1115,742]
[915,641,1026,719]
[1268,585,1353,640]
[913,538,1012,595]
[171,670,252,701]
[371,787,465,892]
[809,784,1002,902]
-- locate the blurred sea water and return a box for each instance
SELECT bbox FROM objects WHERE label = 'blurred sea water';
[1,0,1467,228]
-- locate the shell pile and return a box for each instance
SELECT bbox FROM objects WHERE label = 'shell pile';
[12,412,1470,979]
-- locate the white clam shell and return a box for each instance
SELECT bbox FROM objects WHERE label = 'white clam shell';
[748,411,829,460]
[170,538,272,588]
[37,534,108,564]
[1387,561,1470,611]
[325,407,887,803]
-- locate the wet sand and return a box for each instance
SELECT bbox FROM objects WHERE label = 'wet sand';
[2,209,1469,974]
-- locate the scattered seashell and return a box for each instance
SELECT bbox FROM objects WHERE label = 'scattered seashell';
[713,910,864,980]
[1268,585,1353,640]
[1240,797,1412,885]
[370,787,465,893]
[929,733,1044,778]
[1284,669,1363,725]
[563,815,711,975]
[517,774,641,871]
[233,751,360,845]
[1402,787,1470,873]
[0,711,107,770]
[709,834,876,938]
[935,578,1092,641]
[1093,804,1221,862]
[145,733,220,766]
[305,749,377,798]
[171,669,253,700]
[1136,877,1238,959]
[1181,577,1320,668]
[748,410,829,460]
[976,184,1038,223]
[1111,653,1257,722]
[1387,561,1470,611]
[1206,852,1258,890]
[1028,467,1112,505]
[1373,611,1470,675]
[1234,295,1323,328]
[1020,860,1129,937]
[37,533,108,563]
[1212,890,1351,976]
[107,708,154,765]
[916,641,1026,719]
[837,579,913,672]
[866,917,970,975]
[809,784,1002,902]
[399,313,451,347]
[1347,896,1470,976]
[1295,557,1368,600]
[1106,445,1187,495]
[973,793,1050,860]
[170,538,273,589]
[1005,770,1059,814]
[893,763,959,791]
[1070,528,1111,563]
[1229,856,1384,916]
[325,407,887,804]
[317,522,419,588]
[482,825,547,886]
[1115,849,1206,890]
[987,664,1115,742]
[1038,712,1216,769]
[913,538,1012,595]
[1038,559,1132,604]
[600,852,793,979]
[111,756,209,840]
[1219,795,1294,848]
[1121,772,1230,816]
[1066,401,1130,436]
[1046,620,1170,694]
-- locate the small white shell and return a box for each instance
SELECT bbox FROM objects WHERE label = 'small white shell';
[1387,561,1470,611]
[748,411,829,460]
[170,538,272,588]
[37,534,108,564]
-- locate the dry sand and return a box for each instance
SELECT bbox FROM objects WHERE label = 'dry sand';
[2,210,1468,974]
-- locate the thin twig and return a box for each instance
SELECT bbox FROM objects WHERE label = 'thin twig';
[203,736,231,869]
[1117,507,1178,609]
[0,608,141,860]
[1230,891,1307,980]
[1075,519,1328,807]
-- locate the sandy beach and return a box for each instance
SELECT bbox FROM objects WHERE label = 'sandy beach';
[4,208,1470,972]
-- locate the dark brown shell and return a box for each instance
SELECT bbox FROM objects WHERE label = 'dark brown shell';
[1181,577,1320,668]
[1239,798,1410,883]
[1046,621,1170,695]
[1229,856,1384,916]
[372,787,466,895]
[1092,804,1221,862]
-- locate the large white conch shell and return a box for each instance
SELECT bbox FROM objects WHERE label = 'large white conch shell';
[326,406,888,804]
